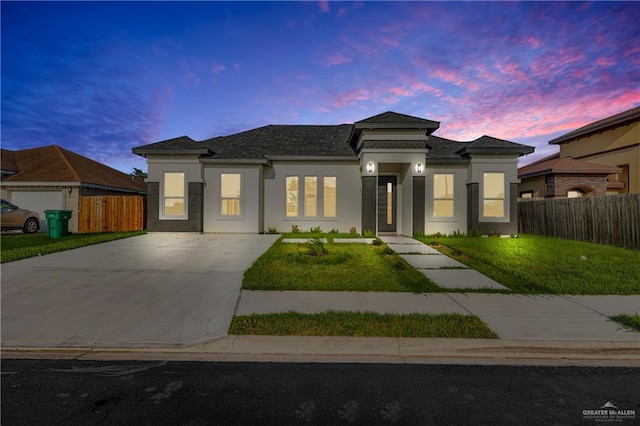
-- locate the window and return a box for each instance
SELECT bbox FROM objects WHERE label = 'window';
[221,173,241,216]
[163,172,185,217]
[483,172,505,218]
[433,174,454,217]
[323,177,336,217]
[567,188,585,198]
[304,176,317,217]
[286,176,299,217]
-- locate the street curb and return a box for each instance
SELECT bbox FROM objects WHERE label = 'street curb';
[3,336,639,366]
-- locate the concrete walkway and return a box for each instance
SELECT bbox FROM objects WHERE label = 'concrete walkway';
[380,235,509,290]
[236,291,640,341]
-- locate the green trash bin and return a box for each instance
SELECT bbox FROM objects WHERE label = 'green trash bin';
[44,210,73,239]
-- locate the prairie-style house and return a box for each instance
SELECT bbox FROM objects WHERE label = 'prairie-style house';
[133,112,534,236]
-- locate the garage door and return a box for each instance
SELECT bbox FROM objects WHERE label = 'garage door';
[10,191,63,231]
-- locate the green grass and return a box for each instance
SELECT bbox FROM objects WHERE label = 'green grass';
[243,239,440,292]
[0,231,146,263]
[280,232,362,242]
[611,314,640,332]
[229,311,498,338]
[415,234,640,295]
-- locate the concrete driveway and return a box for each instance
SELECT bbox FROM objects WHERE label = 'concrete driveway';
[1,233,278,348]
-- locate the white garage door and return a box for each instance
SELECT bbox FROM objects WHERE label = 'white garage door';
[10,190,64,231]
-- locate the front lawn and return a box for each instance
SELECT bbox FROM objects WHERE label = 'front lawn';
[0,231,146,263]
[229,311,498,338]
[243,238,440,292]
[611,314,640,332]
[414,234,640,295]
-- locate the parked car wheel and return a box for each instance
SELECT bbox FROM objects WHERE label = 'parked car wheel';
[23,218,39,234]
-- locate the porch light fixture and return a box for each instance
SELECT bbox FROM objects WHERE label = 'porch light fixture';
[416,162,424,174]
[367,162,374,173]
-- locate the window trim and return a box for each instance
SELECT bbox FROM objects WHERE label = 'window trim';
[220,172,243,218]
[481,172,507,221]
[432,173,455,220]
[160,171,187,220]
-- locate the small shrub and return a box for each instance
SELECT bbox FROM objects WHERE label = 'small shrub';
[291,224,300,233]
[307,238,327,258]
[266,227,279,234]
[468,228,483,238]
[329,228,339,234]
[372,238,384,246]
[452,229,465,237]
[309,226,323,234]
[413,231,426,238]
[382,246,394,256]
[349,227,358,235]
[489,230,501,238]
[363,229,376,238]
[434,232,442,239]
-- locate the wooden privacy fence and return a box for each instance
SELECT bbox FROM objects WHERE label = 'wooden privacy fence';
[518,193,640,248]
[78,195,146,233]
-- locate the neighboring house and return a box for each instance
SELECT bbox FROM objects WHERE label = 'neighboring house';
[0,145,147,232]
[519,106,639,198]
[132,111,534,236]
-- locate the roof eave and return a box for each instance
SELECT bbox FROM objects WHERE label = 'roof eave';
[132,148,212,157]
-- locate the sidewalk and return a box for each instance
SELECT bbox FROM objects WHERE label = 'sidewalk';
[237,235,639,341]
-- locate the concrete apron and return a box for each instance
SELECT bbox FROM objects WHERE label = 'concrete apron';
[1,233,279,348]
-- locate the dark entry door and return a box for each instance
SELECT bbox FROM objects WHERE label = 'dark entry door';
[377,176,397,233]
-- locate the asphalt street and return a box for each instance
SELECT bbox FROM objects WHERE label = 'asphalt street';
[2,359,638,425]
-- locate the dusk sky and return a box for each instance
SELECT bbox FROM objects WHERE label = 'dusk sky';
[2,1,639,174]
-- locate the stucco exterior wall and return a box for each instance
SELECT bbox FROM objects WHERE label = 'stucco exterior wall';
[518,175,544,198]
[424,165,468,235]
[557,122,639,193]
[263,161,361,234]
[203,165,261,233]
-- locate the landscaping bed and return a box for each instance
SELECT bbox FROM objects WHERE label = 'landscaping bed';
[0,231,146,263]
[415,234,640,295]
[229,311,498,338]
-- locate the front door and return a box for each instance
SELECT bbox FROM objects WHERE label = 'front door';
[377,176,397,233]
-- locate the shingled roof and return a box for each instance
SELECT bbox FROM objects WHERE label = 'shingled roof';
[549,106,640,145]
[457,135,535,155]
[132,111,532,161]
[1,145,146,193]
[518,155,622,179]
[201,124,356,159]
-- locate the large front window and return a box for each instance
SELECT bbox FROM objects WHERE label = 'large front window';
[483,172,505,218]
[304,176,317,217]
[323,177,336,217]
[163,172,185,217]
[286,176,299,217]
[433,174,454,217]
[221,173,241,216]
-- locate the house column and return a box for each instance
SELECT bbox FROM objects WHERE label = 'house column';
[412,175,425,235]
[361,176,377,234]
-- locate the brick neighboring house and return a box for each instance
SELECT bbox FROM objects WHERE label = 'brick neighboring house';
[1,145,147,232]
[518,106,639,198]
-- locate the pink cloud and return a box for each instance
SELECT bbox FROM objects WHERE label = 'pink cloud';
[318,1,330,13]
[521,36,542,48]
[430,68,465,86]
[333,87,373,107]
[438,90,640,143]
[596,57,616,66]
[324,53,352,67]
[496,61,530,83]
[210,63,226,74]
